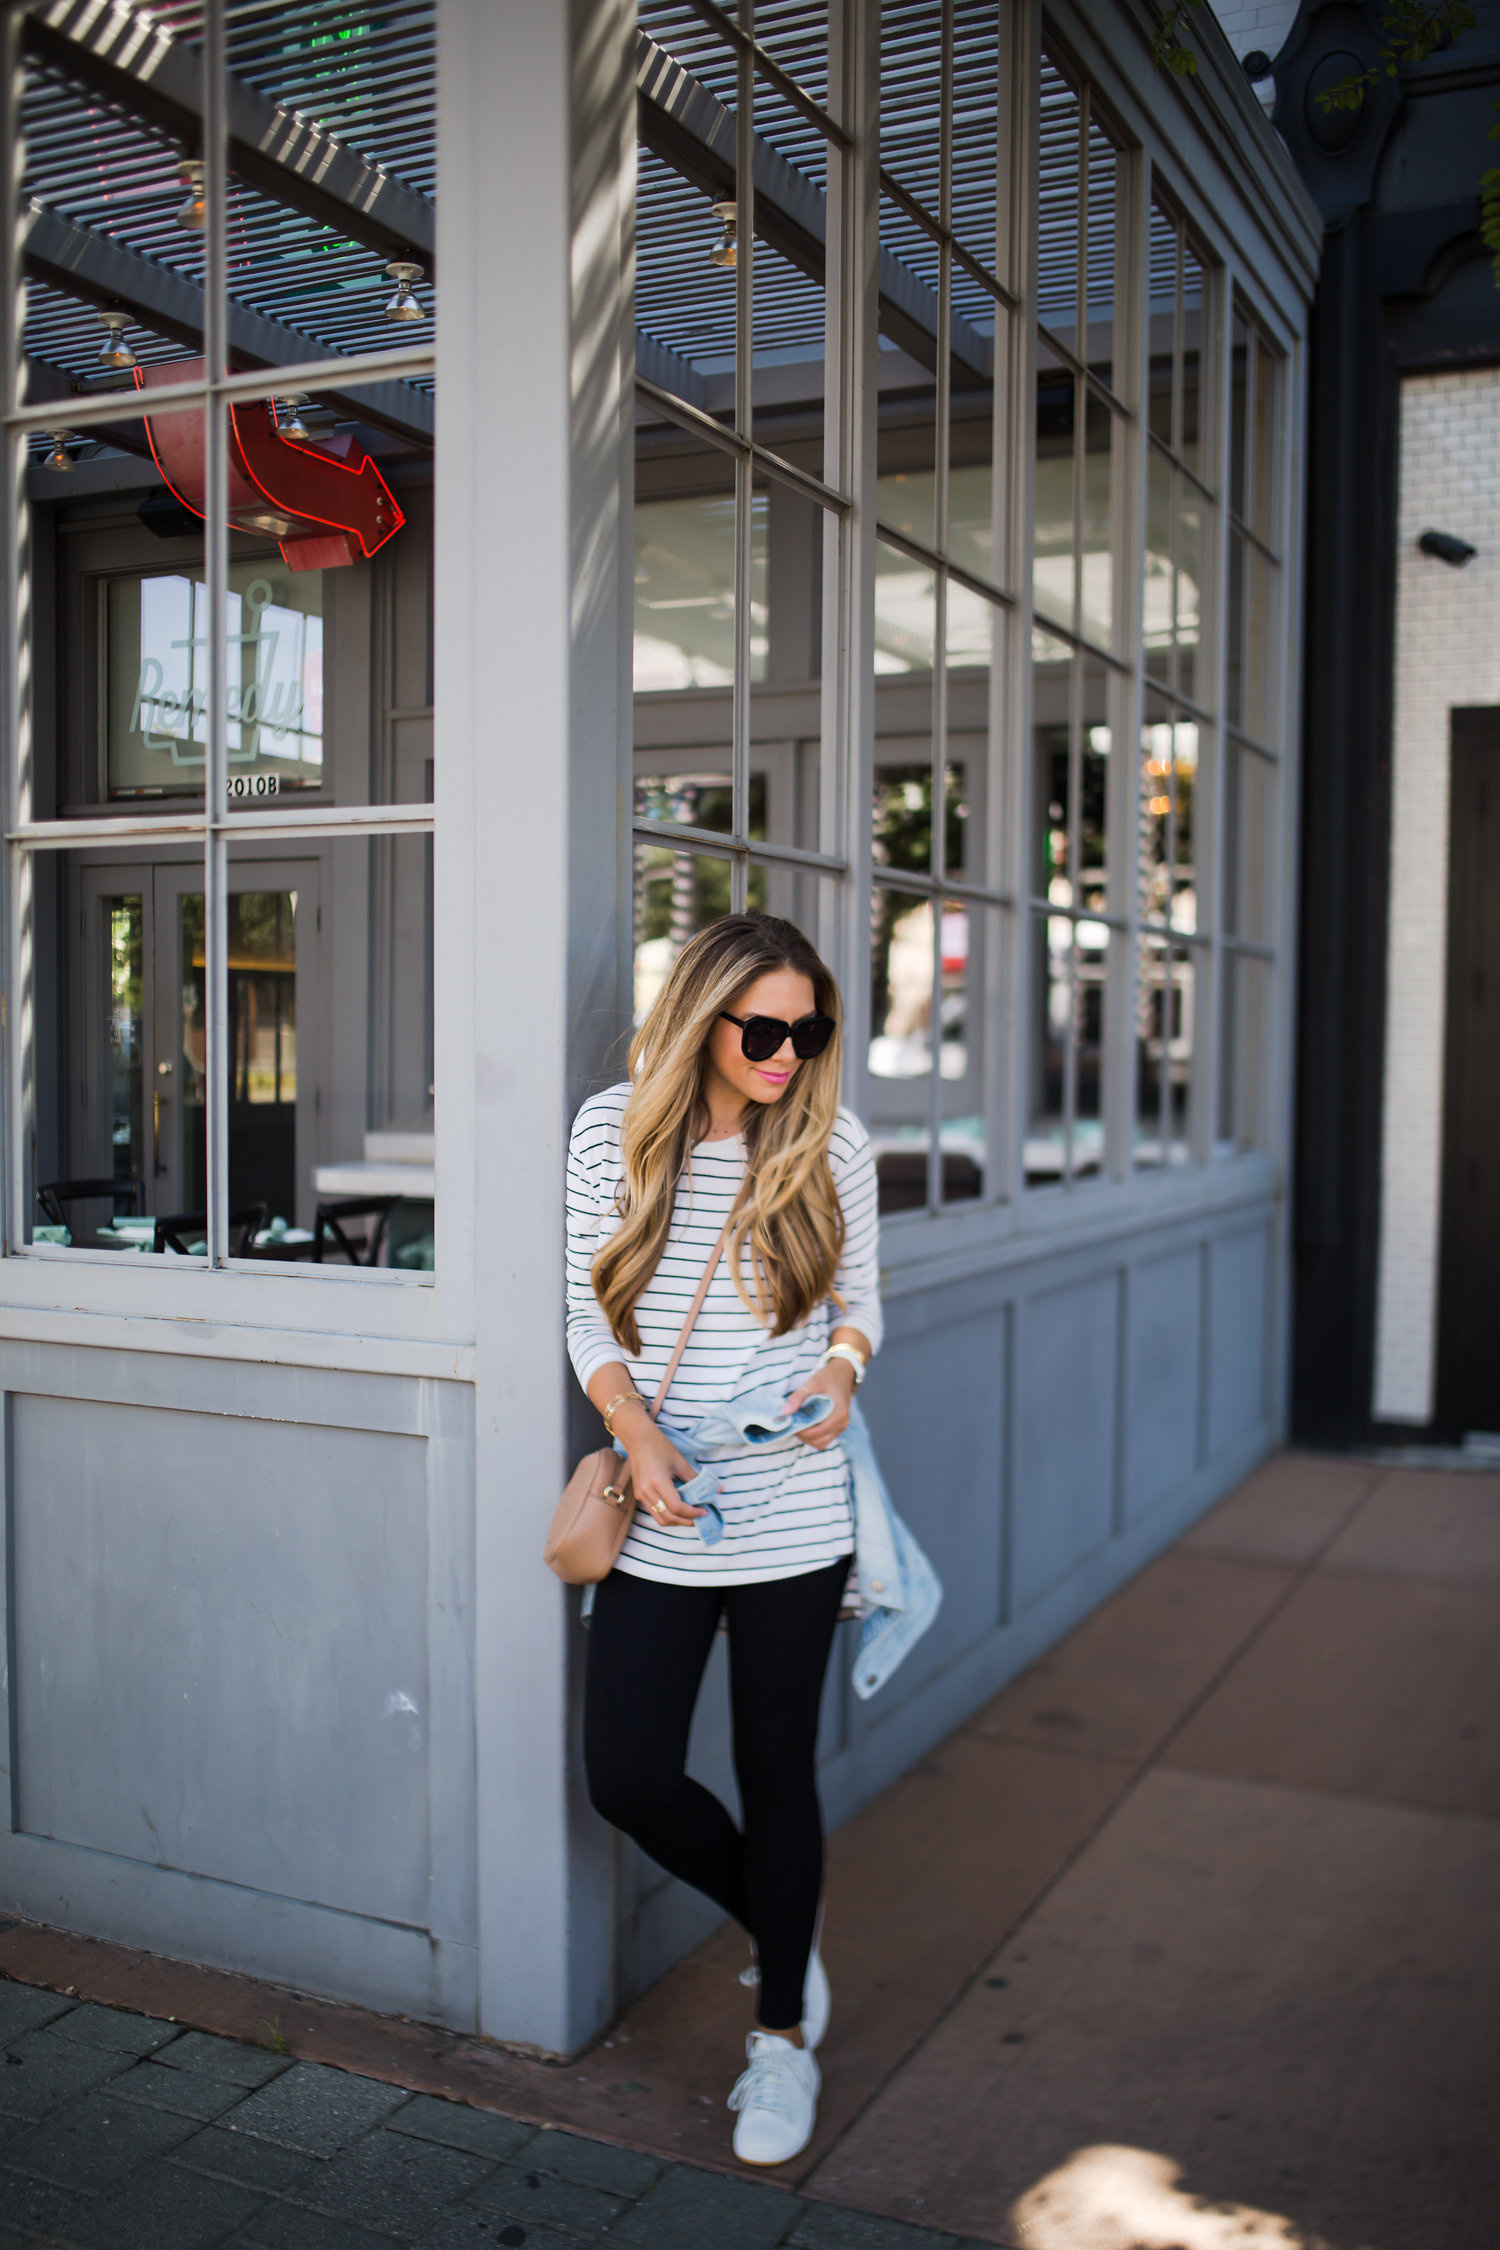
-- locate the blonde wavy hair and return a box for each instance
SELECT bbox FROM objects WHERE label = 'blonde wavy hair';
[592,914,846,1355]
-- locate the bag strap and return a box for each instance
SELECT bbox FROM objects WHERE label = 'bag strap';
[646,1181,748,1420]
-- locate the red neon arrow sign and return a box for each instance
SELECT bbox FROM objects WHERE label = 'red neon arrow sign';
[135,361,405,571]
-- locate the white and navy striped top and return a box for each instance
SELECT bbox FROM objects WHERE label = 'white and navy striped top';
[565,1082,882,1586]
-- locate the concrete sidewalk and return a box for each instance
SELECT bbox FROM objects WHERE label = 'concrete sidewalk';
[2,1451,1496,2249]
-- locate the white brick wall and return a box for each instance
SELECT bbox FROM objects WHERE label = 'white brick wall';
[1209,0,1300,57]
[1208,0,1299,104]
[1373,370,1500,1423]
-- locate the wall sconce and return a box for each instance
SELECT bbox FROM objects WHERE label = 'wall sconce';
[1418,528,1476,567]
[44,430,76,471]
[274,393,311,442]
[176,159,205,231]
[709,200,737,271]
[97,309,136,369]
[384,260,425,321]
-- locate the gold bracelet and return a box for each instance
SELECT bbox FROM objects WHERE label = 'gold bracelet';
[601,1391,642,1440]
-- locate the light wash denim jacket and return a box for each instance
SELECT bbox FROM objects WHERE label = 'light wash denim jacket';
[586,1384,942,1701]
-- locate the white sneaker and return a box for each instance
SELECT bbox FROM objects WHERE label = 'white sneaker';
[739,1928,831,2050]
[728,2029,820,2165]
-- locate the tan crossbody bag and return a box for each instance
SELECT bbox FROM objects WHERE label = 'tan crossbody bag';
[543,1217,734,1586]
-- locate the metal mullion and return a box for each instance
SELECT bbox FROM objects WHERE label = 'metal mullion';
[874,521,1014,611]
[678,0,851,150]
[632,817,844,876]
[203,0,231,1272]
[939,0,954,237]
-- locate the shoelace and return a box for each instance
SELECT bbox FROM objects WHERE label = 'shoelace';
[728,2044,806,2120]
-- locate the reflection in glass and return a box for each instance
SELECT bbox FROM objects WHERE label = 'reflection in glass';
[633,493,767,692]
[875,542,937,673]
[1226,531,1245,729]
[1084,114,1117,397]
[1225,745,1274,943]
[1182,245,1205,478]
[939,901,983,1203]
[1136,938,1193,1166]
[1176,485,1202,706]
[181,891,299,1225]
[1245,545,1276,747]
[951,0,1001,281]
[1027,906,1069,1183]
[1074,917,1107,1175]
[1034,344,1076,631]
[1252,338,1277,543]
[105,563,324,797]
[877,453,937,557]
[948,453,996,589]
[1219,949,1271,1150]
[1037,56,1082,337]
[1230,303,1250,520]
[1081,389,1114,646]
[1080,667,1110,916]
[633,846,750,1022]
[870,891,935,1081]
[108,897,145,1194]
[873,762,970,881]
[1144,445,1172,681]
[633,767,766,839]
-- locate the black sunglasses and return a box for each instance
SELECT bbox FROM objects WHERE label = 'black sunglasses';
[721,1010,837,1064]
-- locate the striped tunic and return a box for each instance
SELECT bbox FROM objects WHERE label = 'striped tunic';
[565,1082,882,1586]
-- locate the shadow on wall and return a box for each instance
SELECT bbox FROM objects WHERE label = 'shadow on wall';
[1012,2143,1334,2250]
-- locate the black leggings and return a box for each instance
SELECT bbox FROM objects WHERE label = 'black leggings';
[583,1557,849,2032]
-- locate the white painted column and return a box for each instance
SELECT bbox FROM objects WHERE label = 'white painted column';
[435,0,633,2053]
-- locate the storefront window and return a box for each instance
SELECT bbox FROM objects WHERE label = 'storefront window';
[6,5,437,1277]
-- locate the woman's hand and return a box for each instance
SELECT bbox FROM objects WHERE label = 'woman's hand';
[617,1404,704,1528]
[785,1353,855,1449]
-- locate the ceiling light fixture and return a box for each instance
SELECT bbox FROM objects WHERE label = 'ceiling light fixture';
[97,309,136,369]
[384,260,425,321]
[274,393,311,442]
[176,159,205,231]
[709,200,737,271]
[44,429,77,472]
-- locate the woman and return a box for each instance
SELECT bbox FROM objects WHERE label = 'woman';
[565,912,880,2167]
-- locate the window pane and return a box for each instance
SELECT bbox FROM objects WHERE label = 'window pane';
[1074,916,1108,1177]
[1171,719,1199,934]
[1135,932,1169,1170]
[1084,114,1118,399]
[1038,57,1082,344]
[1081,389,1114,648]
[870,886,935,1214]
[1145,445,1173,686]
[1219,951,1272,1151]
[1251,338,1278,544]
[881,0,943,204]
[1245,546,1278,747]
[875,759,938,880]
[950,294,998,589]
[878,382,938,557]
[1230,303,1250,520]
[633,845,736,1023]
[637,143,737,421]
[947,585,994,884]
[952,0,1002,283]
[876,540,937,673]
[105,559,324,801]
[1226,531,1245,729]
[1176,481,1204,708]
[1034,343,1076,633]
[1225,744,1276,944]
[634,490,766,693]
[1027,906,1069,1185]
[939,901,986,1203]
[1140,706,1172,928]
[1148,203,1178,451]
[1182,245,1206,480]
[1080,661,1110,917]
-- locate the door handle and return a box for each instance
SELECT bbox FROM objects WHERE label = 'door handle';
[153,1061,172,1178]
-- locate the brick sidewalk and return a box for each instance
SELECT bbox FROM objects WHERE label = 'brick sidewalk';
[3,1450,1497,2249]
[0,1984,973,2250]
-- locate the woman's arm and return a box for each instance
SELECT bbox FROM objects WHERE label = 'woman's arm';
[585,1361,705,1526]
